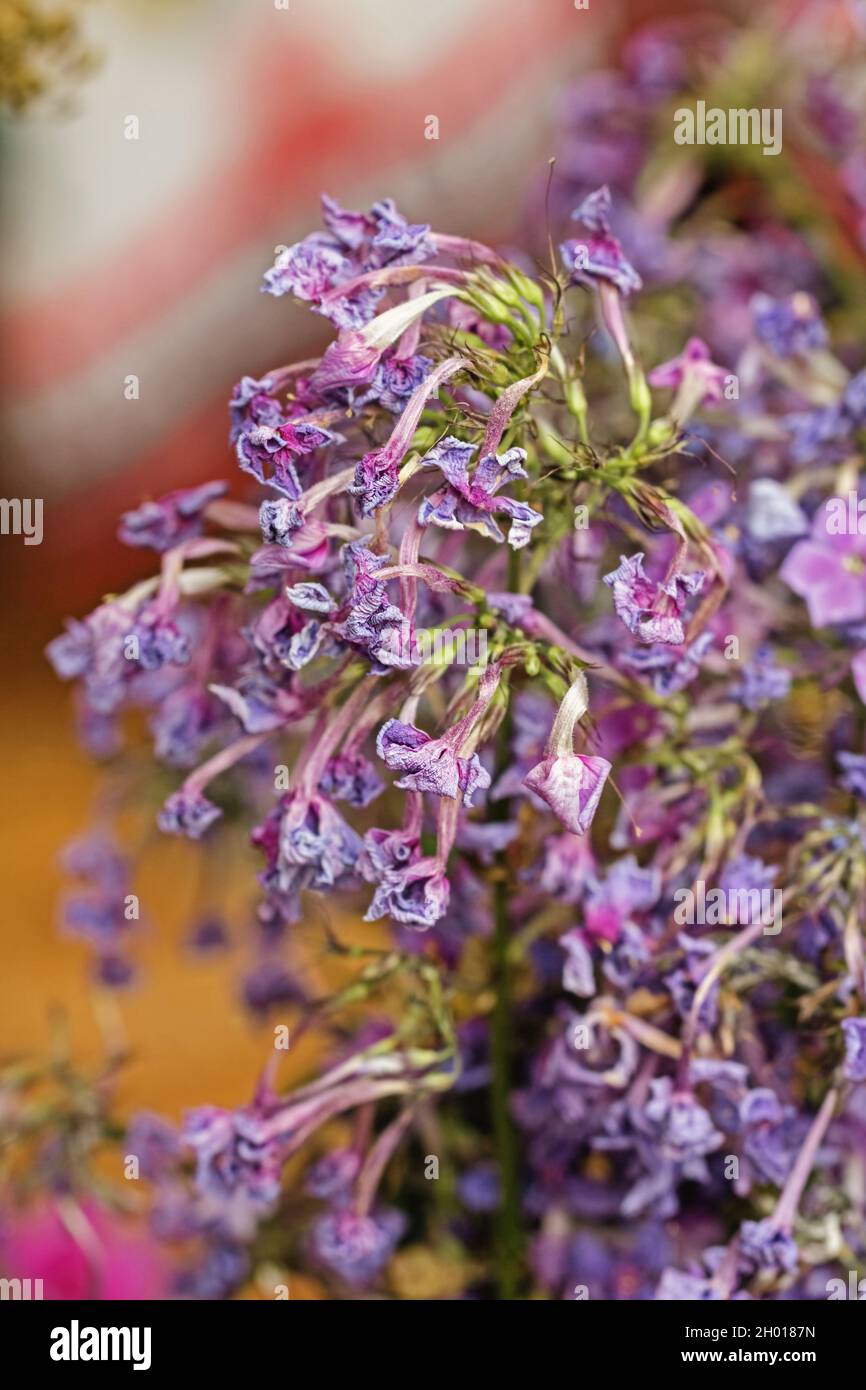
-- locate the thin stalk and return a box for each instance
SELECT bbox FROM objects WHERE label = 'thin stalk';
[489,547,522,1299]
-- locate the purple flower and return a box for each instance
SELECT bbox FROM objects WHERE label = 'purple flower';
[130,607,191,672]
[455,819,518,865]
[359,826,421,881]
[843,369,866,427]
[318,751,384,807]
[523,754,610,836]
[376,718,490,805]
[457,1162,501,1213]
[841,1017,866,1082]
[285,581,335,614]
[738,1219,799,1276]
[322,193,433,271]
[236,419,340,496]
[364,855,450,929]
[367,197,434,267]
[187,915,229,952]
[212,672,307,733]
[603,553,704,645]
[418,436,543,549]
[305,1148,362,1202]
[310,1206,406,1288]
[560,186,642,297]
[228,375,281,441]
[118,481,227,552]
[583,854,661,943]
[740,1090,803,1186]
[718,854,778,918]
[150,684,219,768]
[320,192,373,249]
[252,790,362,915]
[175,1243,249,1300]
[560,929,596,997]
[309,292,436,402]
[46,603,138,714]
[784,404,850,465]
[372,351,434,413]
[62,830,128,893]
[183,1104,285,1238]
[258,498,304,547]
[359,825,453,928]
[732,647,792,710]
[263,194,432,331]
[59,831,137,978]
[838,752,866,798]
[158,788,223,840]
[640,1079,723,1163]
[751,292,828,358]
[522,675,611,836]
[240,959,305,1017]
[622,631,713,694]
[350,357,467,516]
[275,792,363,892]
[263,240,349,303]
[332,541,412,672]
[311,330,385,395]
[95,954,135,988]
[351,446,403,514]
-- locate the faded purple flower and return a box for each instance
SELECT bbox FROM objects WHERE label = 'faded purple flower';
[118,481,227,552]
[418,436,543,549]
[319,751,384,808]
[158,788,223,840]
[838,752,866,798]
[310,1206,406,1287]
[738,1219,799,1276]
[603,553,704,645]
[305,1148,362,1202]
[560,185,643,297]
[732,647,792,710]
[376,718,490,805]
[236,419,340,496]
[751,292,828,358]
[364,854,450,930]
[842,1017,866,1082]
[523,754,610,836]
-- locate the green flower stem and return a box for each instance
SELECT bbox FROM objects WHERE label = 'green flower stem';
[550,345,591,448]
[489,547,523,1299]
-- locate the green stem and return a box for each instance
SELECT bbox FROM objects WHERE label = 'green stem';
[489,548,522,1299]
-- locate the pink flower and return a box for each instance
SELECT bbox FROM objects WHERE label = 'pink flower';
[648,337,729,417]
[780,503,866,628]
[0,1201,171,1300]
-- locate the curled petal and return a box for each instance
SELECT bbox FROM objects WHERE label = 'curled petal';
[523,754,611,835]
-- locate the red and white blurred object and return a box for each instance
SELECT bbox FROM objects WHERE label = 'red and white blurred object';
[0,0,624,609]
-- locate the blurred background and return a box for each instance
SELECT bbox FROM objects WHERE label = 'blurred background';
[0,0,694,1120]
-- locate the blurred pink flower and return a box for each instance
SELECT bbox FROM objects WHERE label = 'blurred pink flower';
[0,1200,171,1300]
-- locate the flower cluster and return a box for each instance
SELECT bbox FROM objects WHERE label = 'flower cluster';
[6,3,866,1302]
